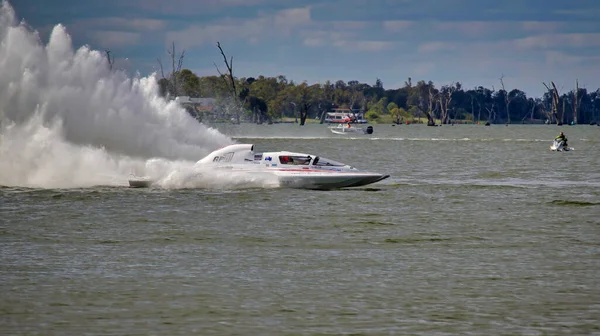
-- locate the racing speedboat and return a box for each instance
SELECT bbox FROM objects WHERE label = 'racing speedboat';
[193,144,389,189]
[329,124,374,135]
[550,139,573,151]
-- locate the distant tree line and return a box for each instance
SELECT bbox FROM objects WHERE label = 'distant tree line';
[153,44,600,126]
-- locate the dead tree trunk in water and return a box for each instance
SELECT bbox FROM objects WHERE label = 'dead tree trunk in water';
[300,103,311,126]
[214,42,240,124]
[572,80,582,124]
[529,100,536,122]
[426,87,437,126]
[486,87,496,123]
[500,75,512,124]
[543,82,561,125]
[562,99,566,125]
[470,93,475,123]
[440,84,455,124]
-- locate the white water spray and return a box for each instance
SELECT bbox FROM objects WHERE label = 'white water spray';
[0,1,274,189]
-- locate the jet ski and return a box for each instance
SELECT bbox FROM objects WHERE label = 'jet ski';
[550,139,573,151]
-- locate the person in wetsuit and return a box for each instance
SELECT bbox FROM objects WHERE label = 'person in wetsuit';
[555,131,568,147]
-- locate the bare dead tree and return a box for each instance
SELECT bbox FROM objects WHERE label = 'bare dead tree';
[541,103,552,122]
[529,99,537,122]
[469,92,476,123]
[156,58,166,80]
[157,42,185,98]
[105,50,114,71]
[439,83,455,124]
[428,87,435,122]
[594,89,600,123]
[213,42,240,123]
[562,99,566,125]
[500,75,512,124]
[424,86,438,126]
[214,42,237,99]
[170,42,185,96]
[543,81,561,125]
[484,86,496,123]
[572,79,582,124]
[485,104,495,123]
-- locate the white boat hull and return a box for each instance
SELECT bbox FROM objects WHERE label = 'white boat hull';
[274,170,388,189]
[330,125,373,135]
[128,177,153,188]
[197,144,389,190]
[127,144,390,190]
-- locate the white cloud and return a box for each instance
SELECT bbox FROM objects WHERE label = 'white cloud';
[163,6,379,52]
[520,21,564,33]
[300,29,355,49]
[333,40,393,52]
[412,62,436,76]
[164,18,267,49]
[553,8,600,19]
[545,51,600,66]
[434,21,509,37]
[274,7,311,33]
[87,30,141,47]
[70,17,166,32]
[514,33,600,49]
[303,37,324,47]
[418,41,456,53]
[134,0,271,14]
[382,20,413,33]
[300,22,394,52]
[164,6,311,49]
[120,18,166,31]
[331,21,369,30]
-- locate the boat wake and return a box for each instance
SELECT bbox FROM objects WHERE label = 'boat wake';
[0,1,273,189]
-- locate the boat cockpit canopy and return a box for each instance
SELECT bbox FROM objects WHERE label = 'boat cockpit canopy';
[277,155,348,167]
[279,155,312,165]
[312,156,346,167]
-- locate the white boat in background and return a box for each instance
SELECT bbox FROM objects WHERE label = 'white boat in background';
[329,124,374,135]
[324,109,368,124]
[193,144,389,189]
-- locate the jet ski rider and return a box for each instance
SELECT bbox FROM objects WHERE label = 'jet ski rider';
[555,131,568,147]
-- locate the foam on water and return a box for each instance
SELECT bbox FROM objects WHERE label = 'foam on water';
[0,1,273,189]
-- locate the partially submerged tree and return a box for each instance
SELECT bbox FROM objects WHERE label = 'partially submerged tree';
[408,80,438,126]
[543,81,561,125]
[293,82,319,126]
[485,86,496,123]
[572,80,583,124]
[439,83,456,124]
[500,75,512,124]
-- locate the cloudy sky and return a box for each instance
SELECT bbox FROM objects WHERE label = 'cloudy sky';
[11,0,600,97]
